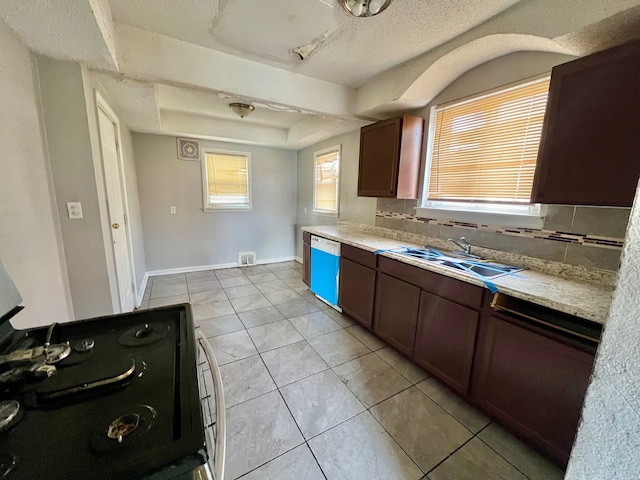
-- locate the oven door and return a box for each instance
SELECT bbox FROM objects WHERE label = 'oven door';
[195,331,226,480]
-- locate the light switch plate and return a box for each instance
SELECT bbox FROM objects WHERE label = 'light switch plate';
[67,202,84,219]
[170,206,176,214]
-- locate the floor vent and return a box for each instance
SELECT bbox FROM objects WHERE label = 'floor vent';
[238,251,257,267]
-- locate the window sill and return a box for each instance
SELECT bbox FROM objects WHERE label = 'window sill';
[415,204,546,229]
[312,210,338,217]
[203,207,253,213]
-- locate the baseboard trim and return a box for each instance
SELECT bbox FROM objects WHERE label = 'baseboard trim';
[146,256,298,278]
[295,256,303,264]
[147,262,238,277]
[257,256,296,265]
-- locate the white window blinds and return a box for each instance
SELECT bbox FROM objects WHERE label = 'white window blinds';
[314,147,340,213]
[427,76,550,203]
[204,151,250,209]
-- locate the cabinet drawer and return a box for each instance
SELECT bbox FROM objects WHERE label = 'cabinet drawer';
[303,231,311,244]
[378,256,483,310]
[341,244,377,269]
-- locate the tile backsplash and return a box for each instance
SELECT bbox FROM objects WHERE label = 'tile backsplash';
[375,199,630,272]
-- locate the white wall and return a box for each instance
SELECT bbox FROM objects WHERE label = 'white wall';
[566,192,640,476]
[134,133,297,271]
[36,56,114,319]
[295,129,376,257]
[0,22,72,328]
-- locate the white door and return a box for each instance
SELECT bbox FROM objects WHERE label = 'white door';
[97,106,135,312]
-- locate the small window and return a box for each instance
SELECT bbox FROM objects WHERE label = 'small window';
[202,150,251,211]
[423,75,550,215]
[313,145,340,214]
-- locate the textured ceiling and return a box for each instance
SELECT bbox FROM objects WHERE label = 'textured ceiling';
[109,0,522,87]
[3,0,640,148]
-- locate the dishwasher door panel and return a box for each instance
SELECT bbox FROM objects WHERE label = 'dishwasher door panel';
[310,236,340,307]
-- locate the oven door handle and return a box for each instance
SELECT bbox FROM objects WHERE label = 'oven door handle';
[197,331,226,480]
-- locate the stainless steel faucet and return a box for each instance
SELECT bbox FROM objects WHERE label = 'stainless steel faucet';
[448,237,472,255]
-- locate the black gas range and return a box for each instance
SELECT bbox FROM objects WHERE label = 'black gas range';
[0,297,209,479]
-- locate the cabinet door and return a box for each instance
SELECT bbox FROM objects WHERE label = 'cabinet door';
[373,273,420,355]
[532,39,640,206]
[338,258,376,328]
[472,313,594,467]
[302,242,311,286]
[357,118,402,197]
[413,292,479,395]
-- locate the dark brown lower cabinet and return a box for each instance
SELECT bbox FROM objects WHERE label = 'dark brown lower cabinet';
[302,241,311,286]
[472,312,595,467]
[413,291,479,395]
[373,272,420,356]
[338,257,376,328]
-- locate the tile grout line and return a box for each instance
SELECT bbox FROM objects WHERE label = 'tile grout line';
[240,302,381,477]
[245,326,329,480]
[237,318,323,479]
[158,266,538,479]
[155,268,522,479]
[471,427,538,480]
[426,416,497,476]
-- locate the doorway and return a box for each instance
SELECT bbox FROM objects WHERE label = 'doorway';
[96,94,136,312]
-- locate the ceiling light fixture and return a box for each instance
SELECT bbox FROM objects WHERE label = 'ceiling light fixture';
[229,102,255,119]
[339,0,392,17]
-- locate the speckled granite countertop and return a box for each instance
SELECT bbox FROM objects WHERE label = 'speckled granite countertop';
[303,225,614,324]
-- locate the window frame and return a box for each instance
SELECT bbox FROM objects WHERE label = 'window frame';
[312,144,341,216]
[418,74,549,228]
[201,148,252,212]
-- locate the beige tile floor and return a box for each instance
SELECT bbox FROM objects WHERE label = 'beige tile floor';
[140,261,564,480]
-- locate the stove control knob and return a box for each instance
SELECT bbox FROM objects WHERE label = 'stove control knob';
[75,339,95,353]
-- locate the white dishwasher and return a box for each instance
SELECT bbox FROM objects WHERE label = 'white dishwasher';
[310,236,341,310]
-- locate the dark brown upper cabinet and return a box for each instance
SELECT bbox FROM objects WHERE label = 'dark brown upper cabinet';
[531,39,640,207]
[357,115,424,199]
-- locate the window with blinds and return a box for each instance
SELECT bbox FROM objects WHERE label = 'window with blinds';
[202,150,251,210]
[426,75,550,204]
[313,146,340,214]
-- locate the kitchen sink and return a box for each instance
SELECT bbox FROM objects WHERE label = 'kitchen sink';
[395,247,524,280]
